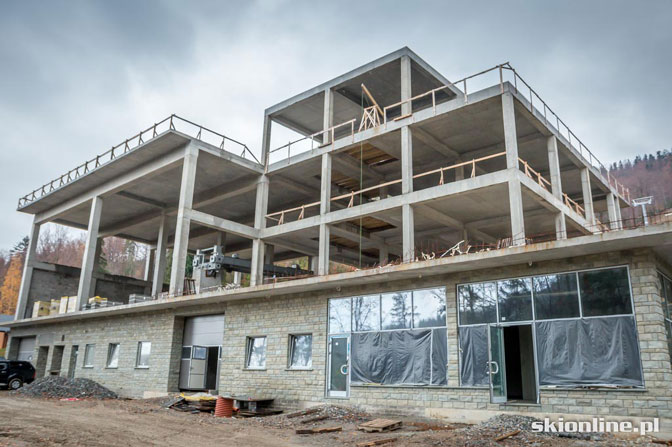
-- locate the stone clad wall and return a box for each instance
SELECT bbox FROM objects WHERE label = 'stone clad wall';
[7,249,672,427]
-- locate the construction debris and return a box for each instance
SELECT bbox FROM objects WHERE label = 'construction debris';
[357,419,402,433]
[286,407,321,418]
[356,438,397,447]
[15,376,117,399]
[494,429,520,442]
[295,426,342,435]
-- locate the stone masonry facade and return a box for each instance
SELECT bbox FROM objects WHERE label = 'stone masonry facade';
[7,248,672,427]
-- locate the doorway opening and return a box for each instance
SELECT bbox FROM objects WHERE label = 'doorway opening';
[489,324,537,404]
[327,335,350,398]
[50,345,64,376]
[35,346,49,378]
[68,345,79,378]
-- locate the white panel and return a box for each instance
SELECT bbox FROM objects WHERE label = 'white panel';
[182,315,225,346]
[17,337,36,362]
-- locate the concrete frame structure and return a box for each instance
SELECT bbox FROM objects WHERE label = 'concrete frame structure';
[6,48,672,429]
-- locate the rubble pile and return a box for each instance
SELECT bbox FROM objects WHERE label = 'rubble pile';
[250,404,370,428]
[15,376,118,399]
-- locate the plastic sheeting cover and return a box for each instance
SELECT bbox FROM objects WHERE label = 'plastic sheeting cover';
[431,328,448,386]
[351,329,447,386]
[459,325,489,386]
[535,316,643,386]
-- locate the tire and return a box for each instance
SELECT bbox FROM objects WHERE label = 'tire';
[8,378,23,390]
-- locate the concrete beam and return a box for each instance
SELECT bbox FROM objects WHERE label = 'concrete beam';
[169,146,198,295]
[329,222,399,255]
[14,218,40,320]
[76,196,104,309]
[412,127,460,160]
[415,203,497,244]
[117,191,166,209]
[186,209,259,240]
[332,153,385,183]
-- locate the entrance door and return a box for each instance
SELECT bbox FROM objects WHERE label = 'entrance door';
[188,345,208,389]
[488,325,507,403]
[327,335,349,398]
[68,346,78,378]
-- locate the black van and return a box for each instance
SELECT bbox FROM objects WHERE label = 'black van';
[0,360,36,390]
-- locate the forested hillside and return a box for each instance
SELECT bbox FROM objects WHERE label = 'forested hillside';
[609,149,672,210]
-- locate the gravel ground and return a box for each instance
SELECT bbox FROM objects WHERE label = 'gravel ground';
[14,376,118,399]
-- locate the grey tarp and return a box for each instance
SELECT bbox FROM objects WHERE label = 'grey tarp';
[431,328,448,386]
[352,329,444,385]
[459,325,489,386]
[535,316,643,386]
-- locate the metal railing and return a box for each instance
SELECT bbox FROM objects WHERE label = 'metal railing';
[268,63,630,203]
[268,119,357,164]
[18,114,257,208]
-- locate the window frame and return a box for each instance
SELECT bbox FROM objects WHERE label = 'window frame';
[659,271,672,366]
[106,343,120,369]
[244,336,267,370]
[83,344,95,368]
[135,341,151,369]
[287,333,313,370]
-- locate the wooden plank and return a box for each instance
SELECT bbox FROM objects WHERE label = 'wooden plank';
[300,415,328,424]
[286,407,321,418]
[295,426,342,435]
[494,430,520,442]
[356,438,397,447]
[358,419,403,433]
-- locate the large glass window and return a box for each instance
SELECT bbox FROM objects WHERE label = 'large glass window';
[353,295,380,332]
[458,282,497,325]
[106,343,120,368]
[413,288,447,328]
[288,334,312,369]
[245,336,266,369]
[381,292,412,329]
[136,342,151,368]
[497,278,533,322]
[533,273,580,320]
[329,298,351,333]
[579,267,632,316]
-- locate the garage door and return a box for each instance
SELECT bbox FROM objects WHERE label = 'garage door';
[17,337,36,362]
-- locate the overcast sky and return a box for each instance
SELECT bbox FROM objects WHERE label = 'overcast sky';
[1,0,670,250]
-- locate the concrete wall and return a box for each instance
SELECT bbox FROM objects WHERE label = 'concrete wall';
[7,248,672,427]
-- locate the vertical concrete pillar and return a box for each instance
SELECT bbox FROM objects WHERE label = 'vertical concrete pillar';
[169,145,199,296]
[152,213,168,296]
[401,126,413,194]
[323,88,334,144]
[320,153,332,214]
[378,245,389,265]
[402,204,415,262]
[250,175,270,286]
[308,256,319,274]
[502,93,519,170]
[615,200,623,229]
[547,136,566,239]
[400,55,412,116]
[318,224,330,275]
[144,247,155,282]
[264,244,275,266]
[14,217,40,320]
[76,196,104,309]
[508,175,526,245]
[580,168,595,226]
[260,115,272,168]
[606,192,618,230]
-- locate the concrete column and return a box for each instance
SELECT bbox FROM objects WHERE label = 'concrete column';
[402,204,415,262]
[508,175,526,245]
[401,126,413,194]
[455,165,465,181]
[606,192,618,230]
[615,200,623,229]
[555,213,567,240]
[318,224,330,275]
[14,218,40,320]
[216,232,226,251]
[400,55,412,116]
[580,168,595,226]
[250,175,270,286]
[378,245,389,265]
[308,256,319,274]
[169,146,199,296]
[152,213,168,296]
[323,88,334,144]
[546,136,562,199]
[320,153,332,214]
[264,244,275,266]
[260,115,272,168]
[144,248,155,282]
[502,93,519,170]
[76,196,104,309]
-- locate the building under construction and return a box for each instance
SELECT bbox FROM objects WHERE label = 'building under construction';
[5,48,672,428]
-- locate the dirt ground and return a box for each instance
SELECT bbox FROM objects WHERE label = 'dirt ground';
[0,391,664,447]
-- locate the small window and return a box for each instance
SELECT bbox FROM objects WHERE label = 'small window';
[381,291,412,329]
[458,282,497,325]
[533,273,580,320]
[83,344,95,367]
[288,334,312,369]
[579,267,632,316]
[413,288,446,328]
[353,295,380,332]
[329,298,351,333]
[106,343,120,368]
[192,346,207,360]
[136,342,151,368]
[497,278,533,322]
[181,346,192,360]
[245,336,266,369]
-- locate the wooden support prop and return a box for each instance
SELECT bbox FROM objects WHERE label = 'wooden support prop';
[356,438,397,447]
[300,414,329,424]
[494,429,520,442]
[286,407,321,418]
[361,84,384,118]
[296,426,342,435]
